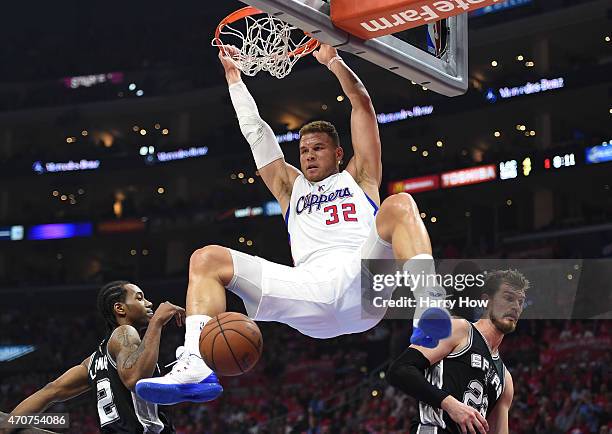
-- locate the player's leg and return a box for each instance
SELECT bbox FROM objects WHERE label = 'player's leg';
[136,245,233,405]
[375,193,451,348]
[137,245,338,404]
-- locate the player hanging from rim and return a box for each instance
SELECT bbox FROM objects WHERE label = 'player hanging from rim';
[4,281,220,433]
[387,270,529,434]
[136,44,451,405]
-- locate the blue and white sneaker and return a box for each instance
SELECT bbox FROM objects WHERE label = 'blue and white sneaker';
[136,347,223,405]
[410,307,452,348]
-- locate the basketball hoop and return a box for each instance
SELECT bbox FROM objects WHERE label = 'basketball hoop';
[213,6,320,79]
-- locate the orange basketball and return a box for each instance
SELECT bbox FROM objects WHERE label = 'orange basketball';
[199,312,263,376]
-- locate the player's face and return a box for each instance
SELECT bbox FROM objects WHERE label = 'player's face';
[122,284,154,329]
[299,132,342,182]
[487,283,525,334]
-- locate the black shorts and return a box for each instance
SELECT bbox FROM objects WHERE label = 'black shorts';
[410,422,453,434]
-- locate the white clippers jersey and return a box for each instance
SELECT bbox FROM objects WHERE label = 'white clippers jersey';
[286,170,379,267]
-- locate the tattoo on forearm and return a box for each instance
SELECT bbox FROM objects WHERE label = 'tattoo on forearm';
[123,342,145,369]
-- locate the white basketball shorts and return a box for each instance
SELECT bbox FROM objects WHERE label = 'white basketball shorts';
[226,223,395,339]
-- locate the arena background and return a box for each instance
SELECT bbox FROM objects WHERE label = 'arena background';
[0,0,610,432]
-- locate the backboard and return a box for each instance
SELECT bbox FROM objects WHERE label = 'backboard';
[237,0,468,96]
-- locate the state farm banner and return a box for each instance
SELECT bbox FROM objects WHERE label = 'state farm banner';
[388,174,440,195]
[332,0,505,39]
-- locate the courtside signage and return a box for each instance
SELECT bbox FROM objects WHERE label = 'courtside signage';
[544,153,575,170]
[63,72,124,89]
[32,159,100,174]
[585,145,612,164]
[469,0,532,17]
[97,219,146,234]
[441,165,496,188]
[388,175,440,194]
[499,156,533,180]
[0,225,24,241]
[27,222,93,240]
[377,106,434,124]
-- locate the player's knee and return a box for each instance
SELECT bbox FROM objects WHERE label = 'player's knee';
[379,193,420,226]
[189,245,231,277]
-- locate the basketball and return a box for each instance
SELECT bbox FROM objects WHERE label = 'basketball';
[199,312,263,376]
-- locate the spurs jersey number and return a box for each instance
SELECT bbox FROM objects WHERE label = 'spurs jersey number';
[463,380,489,418]
[96,378,120,426]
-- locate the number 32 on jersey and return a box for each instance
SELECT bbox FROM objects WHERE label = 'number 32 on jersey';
[324,203,357,225]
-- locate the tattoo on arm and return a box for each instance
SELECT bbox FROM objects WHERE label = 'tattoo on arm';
[122,341,145,369]
[120,329,131,346]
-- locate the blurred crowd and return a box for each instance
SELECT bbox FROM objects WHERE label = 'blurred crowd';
[1,309,610,433]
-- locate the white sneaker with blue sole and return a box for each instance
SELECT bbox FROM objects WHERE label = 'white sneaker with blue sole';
[135,346,223,405]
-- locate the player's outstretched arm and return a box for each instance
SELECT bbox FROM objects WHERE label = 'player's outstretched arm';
[487,369,513,434]
[218,46,300,213]
[314,45,382,193]
[5,357,91,427]
[109,302,185,390]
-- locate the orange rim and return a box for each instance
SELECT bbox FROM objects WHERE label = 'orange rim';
[215,6,320,58]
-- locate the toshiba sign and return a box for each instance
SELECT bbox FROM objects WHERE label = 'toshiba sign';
[441,165,497,188]
[388,175,440,194]
[332,0,504,39]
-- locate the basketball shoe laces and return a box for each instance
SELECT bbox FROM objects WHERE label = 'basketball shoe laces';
[164,346,208,380]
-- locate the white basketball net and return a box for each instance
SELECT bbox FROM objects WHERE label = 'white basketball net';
[212,14,315,79]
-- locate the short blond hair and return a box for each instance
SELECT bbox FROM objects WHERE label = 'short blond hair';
[299,121,339,147]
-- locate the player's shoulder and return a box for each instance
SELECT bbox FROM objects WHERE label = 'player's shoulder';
[107,325,140,356]
[445,318,472,353]
[450,318,471,339]
[110,324,140,340]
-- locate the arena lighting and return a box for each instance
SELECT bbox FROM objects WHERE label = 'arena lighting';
[469,0,532,17]
[63,72,124,89]
[376,105,434,124]
[27,222,93,240]
[264,201,282,216]
[0,225,24,241]
[32,159,101,174]
[388,174,440,194]
[499,159,518,180]
[97,219,146,234]
[522,157,532,176]
[145,146,209,164]
[276,105,435,143]
[585,144,612,164]
[235,206,264,218]
[485,76,564,102]
[139,146,155,156]
[441,164,497,188]
[0,345,36,362]
[544,153,576,170]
